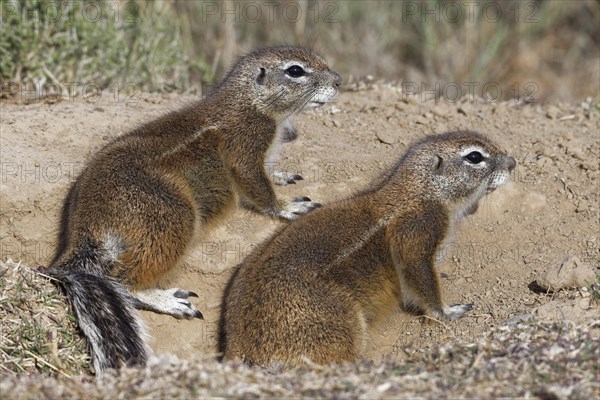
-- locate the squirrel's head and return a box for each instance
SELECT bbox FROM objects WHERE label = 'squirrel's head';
[405,131,516,217]
[222,46,341,121]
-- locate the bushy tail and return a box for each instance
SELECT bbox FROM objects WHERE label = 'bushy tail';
[45,268,149,373]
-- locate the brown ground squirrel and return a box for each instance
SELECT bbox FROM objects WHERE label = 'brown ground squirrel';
[222,130,516,368]
[44,46,341,372]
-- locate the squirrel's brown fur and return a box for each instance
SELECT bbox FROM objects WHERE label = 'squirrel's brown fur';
[223,131,516,368]
[46,46,341,372]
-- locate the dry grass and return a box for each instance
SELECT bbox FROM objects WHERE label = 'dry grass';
[2,0,598,101]
[1,259,598,399]
[0,259,90,378]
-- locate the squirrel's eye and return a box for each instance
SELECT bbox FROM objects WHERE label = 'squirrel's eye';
[285,65,306,78]
[464,151,484,164]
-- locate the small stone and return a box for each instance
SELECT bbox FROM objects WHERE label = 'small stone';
[329,105,342,114]
[535,155,552,168]
[431,108,448,118]
[581,160,599,171]
[578,298,595,309]
[492,102,508,114]
[546,106,560,119]
[403,95,418,105]
[536,256,597,291]
[332,119,341,128]
[570,149,586,161]
[375,130,398,145]
[576,200,589,213]
[506,314,533,326]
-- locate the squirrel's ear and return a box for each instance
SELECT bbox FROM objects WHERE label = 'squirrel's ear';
[256,68,266,85]
[432,155,443,171]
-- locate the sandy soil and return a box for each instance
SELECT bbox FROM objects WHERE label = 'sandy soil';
[1,87,598,364]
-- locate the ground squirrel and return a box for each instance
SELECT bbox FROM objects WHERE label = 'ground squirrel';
[44,46,341,372]
[222,131,516,367]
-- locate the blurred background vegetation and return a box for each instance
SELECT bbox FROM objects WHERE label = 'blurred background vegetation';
[1,0,598,101]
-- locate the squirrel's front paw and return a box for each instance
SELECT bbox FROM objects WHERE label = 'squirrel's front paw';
[441,303,473,320]
[132,288,204,319]
[272,171,304,186]
[277,196,321,221]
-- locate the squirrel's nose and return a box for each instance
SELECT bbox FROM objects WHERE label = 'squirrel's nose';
[331,71,342,88]
[504,156,516,171]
